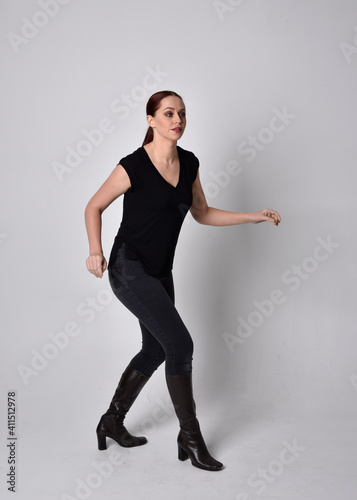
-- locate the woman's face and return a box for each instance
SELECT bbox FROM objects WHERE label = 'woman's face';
[148,96,186,142]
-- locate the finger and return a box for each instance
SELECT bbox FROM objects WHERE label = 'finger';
[89,257,102,272]
[266,209,280,225]
[87,258,104,276]
[271,209,281,223]
[97,259,106,276]
[95,264,103,278]
[86,257,94,271]
[89,261,98,272]
[266,214,276,223]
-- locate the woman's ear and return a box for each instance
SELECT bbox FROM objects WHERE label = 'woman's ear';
[147,115,155,128]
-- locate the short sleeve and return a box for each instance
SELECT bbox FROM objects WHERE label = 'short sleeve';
[185,149,199,183]
[192,154,199,182]
[118,150,138,190]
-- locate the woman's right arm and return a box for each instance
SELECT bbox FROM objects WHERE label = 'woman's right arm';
[85,164,131,278]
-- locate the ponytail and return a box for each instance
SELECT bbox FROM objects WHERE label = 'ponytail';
[142,126,154,146]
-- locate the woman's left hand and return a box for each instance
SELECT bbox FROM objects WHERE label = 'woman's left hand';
[250,209,281,226]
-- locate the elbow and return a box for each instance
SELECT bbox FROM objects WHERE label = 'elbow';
[84,201,93,219]
[193,214,206,225]
[191,207,209,225]
[85,199,103,220]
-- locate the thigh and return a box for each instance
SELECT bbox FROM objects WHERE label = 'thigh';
[159,272,175,305]
[108,247,192,354]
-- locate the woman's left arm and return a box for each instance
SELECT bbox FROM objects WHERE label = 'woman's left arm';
[190,171,281,227]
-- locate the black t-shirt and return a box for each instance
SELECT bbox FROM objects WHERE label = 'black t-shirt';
[108,146,199,278]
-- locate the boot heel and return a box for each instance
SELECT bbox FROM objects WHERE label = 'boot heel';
[178,445,189,461]
[97,434,107,451]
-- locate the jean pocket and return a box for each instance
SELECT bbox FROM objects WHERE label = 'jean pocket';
[112,242,147,288]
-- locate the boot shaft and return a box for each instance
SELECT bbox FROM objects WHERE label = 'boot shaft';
[165,373,197,428]
[108,364,149,417]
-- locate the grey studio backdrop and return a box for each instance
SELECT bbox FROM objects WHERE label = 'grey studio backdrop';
[1,1,357,499]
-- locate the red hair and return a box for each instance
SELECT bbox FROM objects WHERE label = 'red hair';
[142,90,184,146]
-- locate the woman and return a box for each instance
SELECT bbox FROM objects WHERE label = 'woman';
[85,90,281,472]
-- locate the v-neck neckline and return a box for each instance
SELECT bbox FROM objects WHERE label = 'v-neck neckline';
[142,146,181,189]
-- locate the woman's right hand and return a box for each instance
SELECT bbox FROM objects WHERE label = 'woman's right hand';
[86,253,108,278]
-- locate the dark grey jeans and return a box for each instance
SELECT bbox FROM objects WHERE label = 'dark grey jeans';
[108,243,193,376]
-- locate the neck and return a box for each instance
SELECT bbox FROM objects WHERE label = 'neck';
[146,136,178,164]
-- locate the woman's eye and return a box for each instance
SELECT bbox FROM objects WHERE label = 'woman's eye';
[164,112,186,118]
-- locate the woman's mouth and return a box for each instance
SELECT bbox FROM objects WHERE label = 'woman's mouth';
[171,128,182,133]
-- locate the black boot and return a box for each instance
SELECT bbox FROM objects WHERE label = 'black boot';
[166,373,223,471]
[96,365,149,449]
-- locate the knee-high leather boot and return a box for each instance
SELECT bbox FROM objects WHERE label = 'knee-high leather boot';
[166,373,223,471]
[96,365,149,449]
